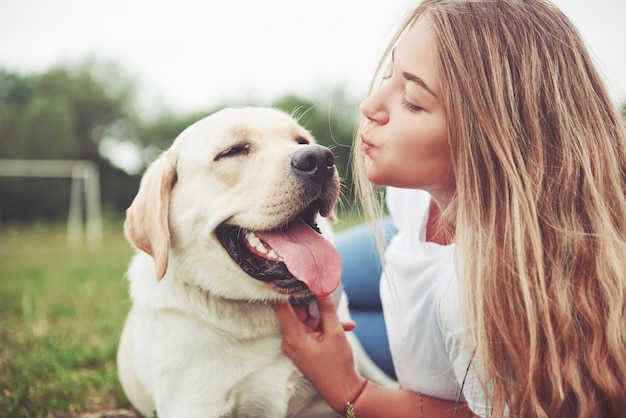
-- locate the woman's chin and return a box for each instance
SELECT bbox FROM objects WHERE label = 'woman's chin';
[365,171,386,187]
[364,158,390,186]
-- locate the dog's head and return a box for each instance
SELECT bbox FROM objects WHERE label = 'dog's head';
[124,107,342,302]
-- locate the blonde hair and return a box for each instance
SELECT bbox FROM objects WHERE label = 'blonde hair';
[354,0,626,416]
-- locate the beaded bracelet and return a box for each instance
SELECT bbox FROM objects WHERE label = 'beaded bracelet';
[418,391,424,418]
[343,379,369,417]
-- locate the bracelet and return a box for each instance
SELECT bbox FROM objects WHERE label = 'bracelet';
[418,391,424,418]
[343,379,369,417]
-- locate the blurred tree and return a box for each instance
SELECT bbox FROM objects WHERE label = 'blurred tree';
[0,62,141,223]
[0,59,366,225]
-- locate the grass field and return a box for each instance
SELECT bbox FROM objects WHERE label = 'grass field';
[0,214,366,418]
[0,220,137,418]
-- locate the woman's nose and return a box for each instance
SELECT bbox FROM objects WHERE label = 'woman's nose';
[360,91,389,125]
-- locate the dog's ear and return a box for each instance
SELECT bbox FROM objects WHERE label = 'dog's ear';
[124,151,178,280]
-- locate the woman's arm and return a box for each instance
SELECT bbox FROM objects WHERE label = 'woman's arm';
[273,295,476,417]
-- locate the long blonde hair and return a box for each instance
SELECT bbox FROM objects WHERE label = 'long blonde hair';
[354,0,626,416]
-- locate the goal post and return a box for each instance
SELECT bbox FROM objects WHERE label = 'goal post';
[0,159,102,249]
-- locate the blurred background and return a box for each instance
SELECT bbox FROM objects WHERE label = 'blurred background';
[0,0,625,226]
[0,0,625,416]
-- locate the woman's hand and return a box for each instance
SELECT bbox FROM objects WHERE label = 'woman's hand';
[272,295,365,413]
[274,295,478,417]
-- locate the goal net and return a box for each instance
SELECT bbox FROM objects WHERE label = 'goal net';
[0,159,102,248]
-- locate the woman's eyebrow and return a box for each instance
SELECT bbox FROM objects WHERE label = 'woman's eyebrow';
[390,48,438,99]
[403,71,438,98]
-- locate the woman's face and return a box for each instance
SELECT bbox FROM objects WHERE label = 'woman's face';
[359,17,455,206]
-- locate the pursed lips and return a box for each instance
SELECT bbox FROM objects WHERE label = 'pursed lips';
[360,134,375,154]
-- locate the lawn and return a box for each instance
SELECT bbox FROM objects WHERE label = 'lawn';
[0,221,138,418]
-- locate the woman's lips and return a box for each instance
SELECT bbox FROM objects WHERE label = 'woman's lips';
[361,135,374,154]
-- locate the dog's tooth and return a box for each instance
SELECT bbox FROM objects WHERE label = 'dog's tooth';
[245,231,279,259]
[245,232,261,247]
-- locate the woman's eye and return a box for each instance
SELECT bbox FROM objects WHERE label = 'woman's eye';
[402,98,423,113]
[215,143,250,160]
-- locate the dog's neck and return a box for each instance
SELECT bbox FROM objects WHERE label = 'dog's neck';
[130,253,287,339]
[179,280,282,339]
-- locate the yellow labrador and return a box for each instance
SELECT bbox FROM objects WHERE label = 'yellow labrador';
[117,107,393,418]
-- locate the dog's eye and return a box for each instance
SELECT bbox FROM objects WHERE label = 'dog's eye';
[215,143,250,160]
[296,136,310,145]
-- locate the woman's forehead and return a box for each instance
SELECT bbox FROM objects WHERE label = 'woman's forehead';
[394,17,442,97]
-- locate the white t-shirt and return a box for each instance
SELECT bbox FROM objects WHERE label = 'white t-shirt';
[381,187,490,416]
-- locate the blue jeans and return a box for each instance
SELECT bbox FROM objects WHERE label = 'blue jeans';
[335,218,397,379]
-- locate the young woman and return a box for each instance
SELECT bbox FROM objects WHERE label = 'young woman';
[273,0,626,416]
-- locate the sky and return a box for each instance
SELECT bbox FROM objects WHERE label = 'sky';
[1,0,625,118]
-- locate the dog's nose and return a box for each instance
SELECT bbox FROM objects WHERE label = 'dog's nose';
[291,145,335,185]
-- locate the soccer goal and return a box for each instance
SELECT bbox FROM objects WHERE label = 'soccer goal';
[0,159,102,248]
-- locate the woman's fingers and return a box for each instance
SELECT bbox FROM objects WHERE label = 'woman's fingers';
[273,296,355,335]
[342,320,357,332]
[272,301,306,338]
[315,295,345,334]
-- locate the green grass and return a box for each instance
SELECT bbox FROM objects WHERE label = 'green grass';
[0,214,366,418]
[0,221,137,418]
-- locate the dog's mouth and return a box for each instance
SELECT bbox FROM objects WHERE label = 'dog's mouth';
[215,203,342,298]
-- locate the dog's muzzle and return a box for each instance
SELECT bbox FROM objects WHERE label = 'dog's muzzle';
[215,145,342,299]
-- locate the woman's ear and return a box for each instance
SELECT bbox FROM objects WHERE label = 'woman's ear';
[124,151,178,280]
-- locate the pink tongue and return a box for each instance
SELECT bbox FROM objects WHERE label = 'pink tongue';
[256,218,342,296]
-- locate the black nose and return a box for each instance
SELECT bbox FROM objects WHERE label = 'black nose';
[291,145,335,185]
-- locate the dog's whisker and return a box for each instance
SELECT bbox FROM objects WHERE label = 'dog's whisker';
[290,104,315,123]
